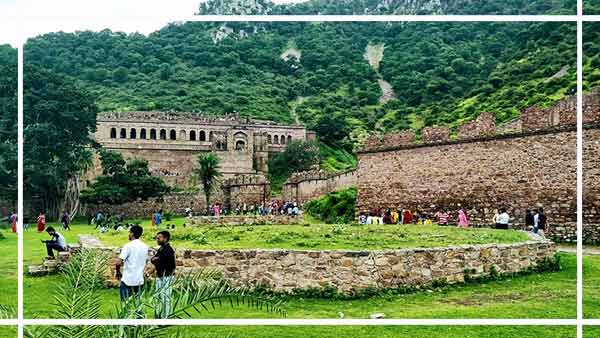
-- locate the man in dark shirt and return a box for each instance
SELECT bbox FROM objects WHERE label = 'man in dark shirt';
[151,230,176,318]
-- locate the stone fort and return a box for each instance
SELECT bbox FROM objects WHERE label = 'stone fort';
[358,90,600,243]
[87,111,315,187]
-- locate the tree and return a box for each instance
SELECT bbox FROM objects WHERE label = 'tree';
[24,65,98,219]
[80,150,169,205]
[193,153,222,214]
[0,45,17,203]
[268,140,320,192]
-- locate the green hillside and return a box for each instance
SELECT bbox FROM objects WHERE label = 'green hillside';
[0,45,17,203]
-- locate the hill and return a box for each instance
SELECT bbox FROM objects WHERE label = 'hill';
[0,45,17,202]
[24,20,576,172]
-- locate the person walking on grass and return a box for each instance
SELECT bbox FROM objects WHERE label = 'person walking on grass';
[151,230,176,318]
[10,211,17,233]
[154,210,162,228]
[457,208,469,228]
[42,227,66,259]
[61,210,71,231]
[36,212,46,232]
[116,225,148,301]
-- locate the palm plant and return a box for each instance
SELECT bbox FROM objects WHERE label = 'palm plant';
[193,153,222,215]
[27,248,283,338]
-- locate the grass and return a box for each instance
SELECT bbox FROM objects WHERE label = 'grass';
[584,255,600,318]
[27,326,577,338]
[0,229,17,313]
[24,218,529,253]
[22,218,575,319]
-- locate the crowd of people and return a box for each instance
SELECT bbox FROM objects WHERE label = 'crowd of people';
[203,200,301,218]
[358,206,548,234]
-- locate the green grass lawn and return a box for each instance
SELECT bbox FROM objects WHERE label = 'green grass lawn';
[0,229,17,312]
[585,255,600,318]
[27,326,576,338]
[23,219,575,319]
[26,217,528,252]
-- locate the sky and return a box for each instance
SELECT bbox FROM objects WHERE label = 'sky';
[0,0,305,46]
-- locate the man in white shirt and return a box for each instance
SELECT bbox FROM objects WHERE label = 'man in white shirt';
[116,225,149,301]
[496,208,510,230]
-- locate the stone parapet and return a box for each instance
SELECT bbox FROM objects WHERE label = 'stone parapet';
[56,235,556,293]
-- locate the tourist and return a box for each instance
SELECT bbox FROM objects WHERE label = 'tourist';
[154,210,162,227]
[94,210,104,229]
[492,208,500,227]
[457,208,469,228]
[496,208,510,229]
[116,225,149,301]
[292,204,299,217]
[61,210,71,231]
[42,227,67,259]
[358,212,367,224]
[383,209,393,224]
[213,203,221,218]
[435,209,449,226]
[10,211,17,233]
[151,230,176,318]
[525,209,535,230]
[36,212,46,232]
[534,208,547,236]
[403,209,413,224]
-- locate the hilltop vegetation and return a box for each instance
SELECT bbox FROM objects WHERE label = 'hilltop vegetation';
[585,22,600,90]
[198,0,576,15]
[0,45,17,203]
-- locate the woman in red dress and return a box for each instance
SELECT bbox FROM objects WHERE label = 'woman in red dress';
[37,212,46,232]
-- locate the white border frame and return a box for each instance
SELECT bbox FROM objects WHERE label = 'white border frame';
[12,0,597,336]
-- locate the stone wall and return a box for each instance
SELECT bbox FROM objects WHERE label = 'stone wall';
[282,169,357,204]
[72,235,555,292]
[222,174,270,210]
[584,127,600,244]
[421,126,450,143]
[457,112,496,140]
[189,214,303,226]
[82,192,207,219]
[357,128,578,228]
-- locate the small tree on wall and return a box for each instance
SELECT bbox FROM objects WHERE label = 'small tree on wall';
[193,153,222,214]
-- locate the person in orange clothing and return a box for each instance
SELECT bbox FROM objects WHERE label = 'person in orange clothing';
[36,211,46,232]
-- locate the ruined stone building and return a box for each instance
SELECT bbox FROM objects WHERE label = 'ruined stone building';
[87,111,314,188]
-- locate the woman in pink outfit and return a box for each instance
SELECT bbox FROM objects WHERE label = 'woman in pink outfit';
[213,203,221,218]
[457,208,469,228]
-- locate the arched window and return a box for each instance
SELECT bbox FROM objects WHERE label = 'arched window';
[130,128,137,139]
[120,128,126,139]
[160,129,166,140]
[110,128,117,139]
[150,129,157,140]
[199,130,206,141]
[267,134,272,144]
[179,130,186,140]
[236,140,246,151]
[170,129,176,140]
[140,128,147,139]
[190,130,196,141]
[280,134,286,144]
[287,135,292,144]
[274,135,279,144]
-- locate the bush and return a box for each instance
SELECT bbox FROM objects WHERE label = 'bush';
[304,187,357,224]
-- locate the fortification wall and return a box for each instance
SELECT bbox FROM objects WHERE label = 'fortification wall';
[69,235,555,292]
[356,93,597,235]
[222,174,270,210]
[584,127,600,244]
[282,169,357,204]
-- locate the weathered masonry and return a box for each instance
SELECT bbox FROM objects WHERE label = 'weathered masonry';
[88,111,315,187]
[358,91,600,243]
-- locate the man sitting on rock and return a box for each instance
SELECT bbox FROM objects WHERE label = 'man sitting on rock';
[42,227,67,259]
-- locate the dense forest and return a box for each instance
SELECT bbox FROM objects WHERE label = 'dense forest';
[585,22,600,90]
[25,20,577,171]
[0,45,17,204]
[198,0,576,15]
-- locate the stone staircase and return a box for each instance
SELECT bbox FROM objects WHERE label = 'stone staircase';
[27,244,79,276]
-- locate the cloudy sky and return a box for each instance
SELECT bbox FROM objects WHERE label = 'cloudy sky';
[0,0,304,46]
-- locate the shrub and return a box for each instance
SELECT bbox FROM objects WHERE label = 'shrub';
[304,187,357,224]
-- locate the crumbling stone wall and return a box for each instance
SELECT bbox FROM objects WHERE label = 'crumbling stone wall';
[357,128,577,227]
[222,174,270,210]
[584,127,600,244]
[457,112,496,140]
[421,126,451,143]
[282,169,357,204]
[82,192,208,219]
[72,235,556,292]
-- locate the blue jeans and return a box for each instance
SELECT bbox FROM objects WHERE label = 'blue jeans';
[119,282,142,301]
[155,276,174,318]
[45,242,65,257]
